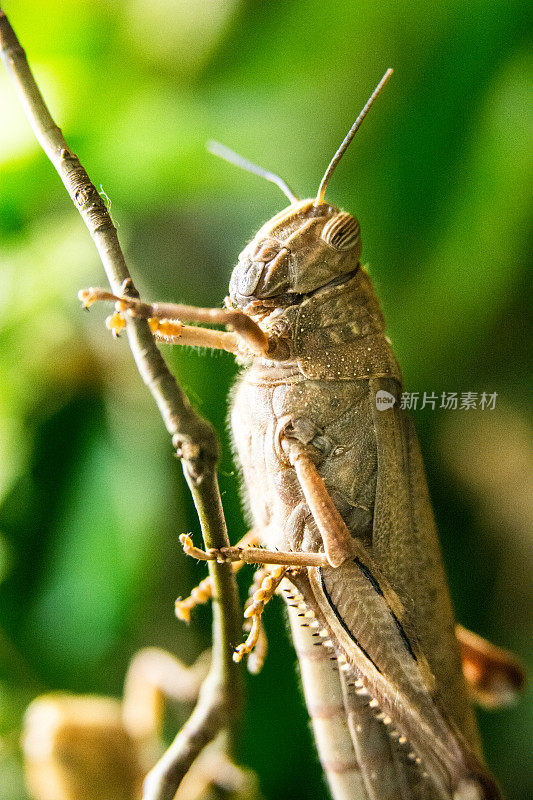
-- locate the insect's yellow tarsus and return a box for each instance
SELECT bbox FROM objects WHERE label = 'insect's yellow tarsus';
[175,576,214,623]
[233,566,287,663]
[315,68,393,206]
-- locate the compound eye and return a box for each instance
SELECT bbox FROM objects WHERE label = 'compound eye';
[321,212,361,250]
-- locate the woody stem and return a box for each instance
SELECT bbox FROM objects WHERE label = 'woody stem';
[0,10,243,800]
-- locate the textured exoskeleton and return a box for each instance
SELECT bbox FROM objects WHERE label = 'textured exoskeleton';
[2,27,518,799]
[85,167,512,800]
[229,198,500,800]
[81,72,519,799]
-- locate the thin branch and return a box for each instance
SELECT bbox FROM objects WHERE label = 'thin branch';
[0,10,243,799]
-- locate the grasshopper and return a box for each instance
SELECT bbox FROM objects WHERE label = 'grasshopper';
[83,70,523,800]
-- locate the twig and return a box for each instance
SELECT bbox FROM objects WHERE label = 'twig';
[0,10,243,800]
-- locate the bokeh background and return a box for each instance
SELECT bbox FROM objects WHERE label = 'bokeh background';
[0,1,531,798]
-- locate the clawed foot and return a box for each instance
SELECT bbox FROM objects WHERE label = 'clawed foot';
[178,533,301,672]
[79,287,185,340]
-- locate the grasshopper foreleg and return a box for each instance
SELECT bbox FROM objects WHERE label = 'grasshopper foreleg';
[78,287,272,356]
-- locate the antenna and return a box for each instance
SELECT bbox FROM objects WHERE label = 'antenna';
[315,68,393,206]
[207,141,299,205]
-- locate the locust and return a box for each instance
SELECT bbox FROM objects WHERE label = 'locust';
[81,70,524,800]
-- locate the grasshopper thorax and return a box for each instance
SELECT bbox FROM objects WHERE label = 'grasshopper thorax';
[229,200,361,308]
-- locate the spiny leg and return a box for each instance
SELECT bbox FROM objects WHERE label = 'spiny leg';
[275,442,528,708]
[179,466,410,669]
[78,287,271,356]
[281,444,411,623]
[282,447,524,789]
[179,531,407,643]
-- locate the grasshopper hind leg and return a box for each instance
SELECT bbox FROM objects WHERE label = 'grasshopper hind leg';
[285,572,446,800]
[337,664,444,800]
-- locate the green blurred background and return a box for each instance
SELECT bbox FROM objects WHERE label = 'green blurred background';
[0,1,531,798]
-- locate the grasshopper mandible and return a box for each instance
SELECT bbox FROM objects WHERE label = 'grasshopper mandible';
[83,69,523,800]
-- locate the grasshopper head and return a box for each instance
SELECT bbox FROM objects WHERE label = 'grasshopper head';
[229,200,361,307]
[210,70,392,309]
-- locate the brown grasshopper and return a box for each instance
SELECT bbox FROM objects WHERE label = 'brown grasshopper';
[83,70,524,800]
